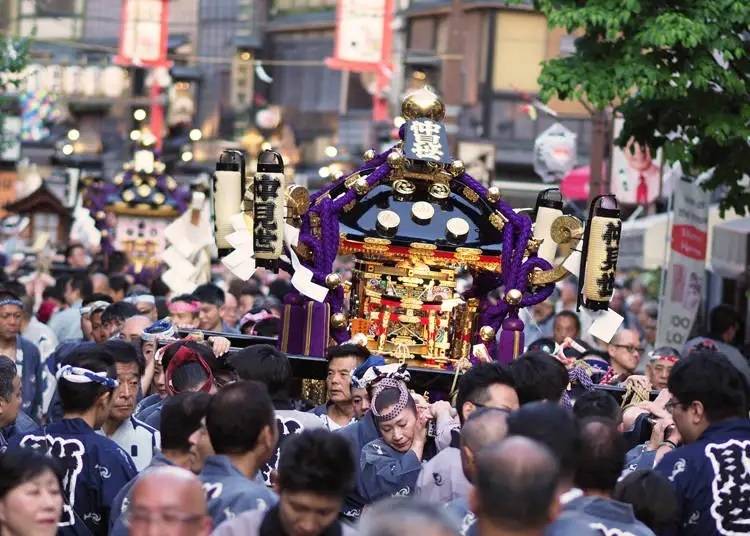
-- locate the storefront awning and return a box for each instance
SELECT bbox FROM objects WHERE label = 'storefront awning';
[710,217,750,279]
[620,207,742,271]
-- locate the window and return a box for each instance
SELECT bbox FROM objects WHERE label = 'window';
[492,12,547,92]
[35,0,77,16]
[33,212,59,243]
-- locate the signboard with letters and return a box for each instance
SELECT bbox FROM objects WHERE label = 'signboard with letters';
[403,119,451,164]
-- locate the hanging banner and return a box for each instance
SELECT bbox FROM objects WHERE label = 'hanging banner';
[327,0,392,72]
[655,166,710,348]
[611,117,666,206]
[115,0,170,67]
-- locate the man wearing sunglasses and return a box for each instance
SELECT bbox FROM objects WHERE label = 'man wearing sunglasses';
[600,329,644,385]
[655,351,750,536]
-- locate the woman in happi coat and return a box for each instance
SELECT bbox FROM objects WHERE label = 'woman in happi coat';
[357,377,434,505]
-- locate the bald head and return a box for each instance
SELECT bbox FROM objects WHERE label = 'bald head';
[460,408,509,483]
[91,273,110,295]
[474,436,560,531]
[610,329,639,346]
[130,466,211,536]
[121,315,151,344]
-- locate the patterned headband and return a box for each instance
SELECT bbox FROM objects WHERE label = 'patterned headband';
[126,294,156,305]
[371,377,411,422]
[0,299,23,308]
[168,300,201,314]
[141,319,176,341]
[56,365,119,389]
[80,300,110,316]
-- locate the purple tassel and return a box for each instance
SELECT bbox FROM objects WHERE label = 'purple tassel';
[497,316,525,364]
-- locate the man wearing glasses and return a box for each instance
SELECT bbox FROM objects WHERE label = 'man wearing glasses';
[600,329,644,385]
[126,466,212,536]
[655,351,750,536]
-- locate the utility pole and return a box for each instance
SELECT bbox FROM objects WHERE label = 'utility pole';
[588,108,612,204]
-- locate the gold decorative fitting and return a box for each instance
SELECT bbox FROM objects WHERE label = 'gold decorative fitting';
[409,242,437,251]
[489,212,506,231]
[487,186,501,203]
[401,88,446,121]
[153,193,165,205]
[455,247,482,263]
[526,238,543,254]
[550,215,585,245]
[330,313,348,329]
[505,289,523,305]
[479,325,496,342]
[354,177,369,195]
[393,179,416,195]
[114,174,124,186]
[166,177,177,191]
[136,184,152,197]
[363,149,377,162]
[286,185,310,217]
[122,190,135,202]
[429,182,451,200]
[449,160,465,177]
[95,211,105,219]
[363,237,391,255]
[462,186,479,203]
[325,273,342,289]
[387,150,407,169]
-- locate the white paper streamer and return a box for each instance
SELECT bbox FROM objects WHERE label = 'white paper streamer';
[587,308,624,344]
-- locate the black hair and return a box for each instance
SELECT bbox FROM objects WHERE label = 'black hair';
[613,470,679,533]
[510,351,569,404]
[206,380,274,455]
[42,285,64,302]
[67,272,93,300]
[574,417,627,493]
[708,304,739,339]
[278,429,355,498]
[253,317,280,337]
[0,282,26,299]
[573,390,623,424]
[65,242,84,258]
[0,289,21,303]
[160,392,211,451]
[150,277,170,298]
[667,351,748,422]
[82,293,114,307]
[171,362,210,393]
[160,340,218,372]
[228,345,291,399]
[0,449,64,498]
[101,301,139,326]
[475,438,560,530]
[171,293,199,304]
[0,355,17,401]
[193,283,225,307]
[326,343,370,363]
[268,279,293,302]
[108,273,130,295]
[373,386,416,417]
[58,346,117,413]
[102,339,145,376]
[107,252,128,275]
[456,362,516,424]
[554,310,581,334]
[507,401,580,482]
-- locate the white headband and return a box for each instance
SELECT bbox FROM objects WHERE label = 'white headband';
[56,365,119,389]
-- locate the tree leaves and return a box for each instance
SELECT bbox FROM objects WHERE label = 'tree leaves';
[533,0,750,214]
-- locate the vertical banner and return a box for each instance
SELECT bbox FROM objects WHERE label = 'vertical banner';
[115,0,170,67]
[326,0,394,121]
[656,169,710,348]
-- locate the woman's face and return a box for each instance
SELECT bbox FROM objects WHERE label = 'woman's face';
[152,359,167,398]
[377,405,417,453]
[0,469,62,536]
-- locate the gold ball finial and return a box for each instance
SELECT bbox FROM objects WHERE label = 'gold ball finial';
[330,312,348,329]
[479,325,496,343]
[325,273,342,289]
[505,289,523,306]
[449,160,465,177]
[487,186,501,204]
[401,88,446,121]
[363,149,377,162]
[353,177,369,195]
[387,150,406,169]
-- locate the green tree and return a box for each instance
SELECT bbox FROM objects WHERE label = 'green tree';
[535,0,750,214]
[0,35,31,151]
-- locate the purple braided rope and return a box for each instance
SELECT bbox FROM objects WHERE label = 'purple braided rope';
[309,148,391,205]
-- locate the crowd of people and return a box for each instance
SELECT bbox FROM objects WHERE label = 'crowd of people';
[0,241,747,536]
